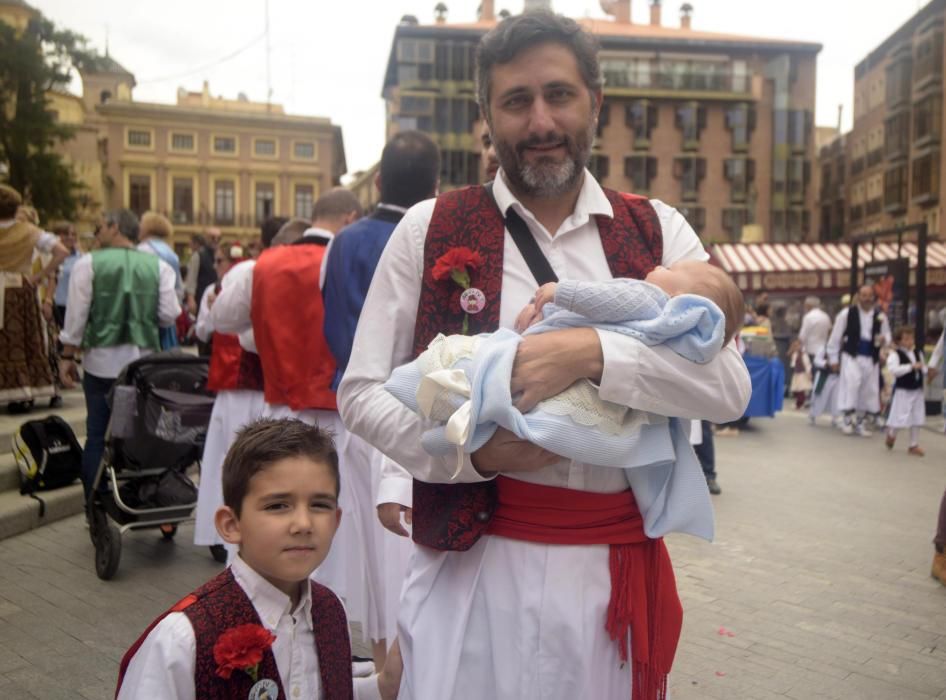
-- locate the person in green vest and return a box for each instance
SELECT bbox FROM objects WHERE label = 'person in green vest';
[59,209,181,499]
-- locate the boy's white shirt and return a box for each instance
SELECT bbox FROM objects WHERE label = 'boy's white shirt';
[117,555,382,700]
[886,346,927,378]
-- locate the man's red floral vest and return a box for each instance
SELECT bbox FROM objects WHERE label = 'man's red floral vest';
[251,243,337,411]
[115,568,353,700]
[411,184,664,551]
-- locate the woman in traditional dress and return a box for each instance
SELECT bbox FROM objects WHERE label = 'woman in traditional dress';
[0,186,68,413]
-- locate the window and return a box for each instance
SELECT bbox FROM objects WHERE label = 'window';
[913,93,941,147]
[440,149,479,187]
[726,103,755,152]
[293,141,315,159]
[596,101,610,138]
[254,139,277,157]
[255,182,275,225]
[885,51,912,109]
[788,158,809,205]
[675,205,706,233]
[294,184,314,219]
[912,150,940,204]
[128,175,151,215]
[398,39,434,63]
[787,110,810,154]
[170,133,194,151]
[914,30,943,87]
[214,180,235,225]
[672,157,705,202]
[624,156,656,193]
[724,158,755,203]
[675,102,706,151]
[589,155,610,182]
[884,110,910,159]
[433,98,477,134]
[884,163,907,214]
[626,101,657,150]
[172,178,194,224]
[399,95,434,115]
[214,136,237,154]
[601,57,651,88]
[722,208,749,242]
[731,60,748,93]
[128,129,152,148]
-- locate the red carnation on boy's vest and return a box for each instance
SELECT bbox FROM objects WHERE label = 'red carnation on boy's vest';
[213,623,276,681]
[432,246,484,287]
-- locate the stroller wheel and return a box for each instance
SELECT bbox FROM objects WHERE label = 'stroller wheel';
[209,544,228,563]
[88,501,108,546]
[159,524,178,541]
[94,522,122,580]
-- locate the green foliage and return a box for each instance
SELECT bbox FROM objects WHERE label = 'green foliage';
[0,14,100,222]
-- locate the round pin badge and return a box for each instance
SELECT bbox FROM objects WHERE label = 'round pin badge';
[460,287,486,314]
[248,678,279,700]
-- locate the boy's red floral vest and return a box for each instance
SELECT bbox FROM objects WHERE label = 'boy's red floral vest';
[411,184,663,551]
[252,243,337,411]
[115,568,353,699]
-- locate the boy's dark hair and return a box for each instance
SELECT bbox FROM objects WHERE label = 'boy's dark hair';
[892,325,914,343]
[379,130,440,209]
[222,418,339,517]
[476,9,602,117]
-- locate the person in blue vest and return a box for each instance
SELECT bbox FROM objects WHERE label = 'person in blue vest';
[59,209,181,499]
[322,131,440,669]
[826,284,891,437]
[138,212,184,349]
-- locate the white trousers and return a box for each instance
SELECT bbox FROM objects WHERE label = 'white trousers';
[397,536,632,700]
[193,389,267,546]
[886,387,926,429]
[837,354,880,414]
[333,428,414,643]
[809,374,839,419]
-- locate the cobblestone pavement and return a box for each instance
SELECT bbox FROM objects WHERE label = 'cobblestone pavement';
[0,410,944,699]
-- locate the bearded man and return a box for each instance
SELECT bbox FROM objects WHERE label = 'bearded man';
[339,11,750,700]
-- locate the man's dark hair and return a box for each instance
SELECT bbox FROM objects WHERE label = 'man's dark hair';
[104,209,140,242]
[475,9,602,116]
[260,216,289,249]
[379,130,440,208]
[222,418,340,517]
[191,233,207,248]
[312,187,363,221]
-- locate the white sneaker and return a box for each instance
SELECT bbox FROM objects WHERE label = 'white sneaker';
[873,415,885,429]
[841,422,854,435]
[855,423,873,437]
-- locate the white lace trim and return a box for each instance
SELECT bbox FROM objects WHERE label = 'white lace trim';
[536,380,665,436]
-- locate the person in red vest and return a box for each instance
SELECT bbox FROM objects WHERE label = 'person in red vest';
[211,188,363,610]
[116,418,401,699]
[338,10,750,700]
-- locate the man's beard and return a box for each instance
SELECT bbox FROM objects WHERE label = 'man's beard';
[495,120,595,199]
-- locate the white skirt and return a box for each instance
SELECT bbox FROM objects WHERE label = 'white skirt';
[886,387,926,429]
[397,536,633,700]
[193,389,267,546]
[809,373,839,419]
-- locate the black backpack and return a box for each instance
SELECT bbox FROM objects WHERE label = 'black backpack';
[12,416,83,516]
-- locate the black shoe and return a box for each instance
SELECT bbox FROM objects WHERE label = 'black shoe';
[7,400,32,415]
[706,477,722,495]
[49,395,63,409]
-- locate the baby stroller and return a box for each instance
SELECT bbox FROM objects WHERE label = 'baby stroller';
[88,351,216,580]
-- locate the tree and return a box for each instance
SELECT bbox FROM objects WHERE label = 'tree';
[0,13,99,222]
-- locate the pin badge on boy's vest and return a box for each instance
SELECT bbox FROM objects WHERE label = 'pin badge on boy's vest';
[460,287,486,315]
[248,678,278,700]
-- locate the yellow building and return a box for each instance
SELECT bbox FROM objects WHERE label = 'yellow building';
[1,0,347,249]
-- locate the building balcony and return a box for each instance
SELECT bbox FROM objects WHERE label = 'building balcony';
[851,157,865,176]
[866,148,883,168]
[865,197,883,217]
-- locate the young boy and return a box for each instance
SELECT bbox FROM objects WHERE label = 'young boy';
[116,419,401,699]
[884,327,928,456]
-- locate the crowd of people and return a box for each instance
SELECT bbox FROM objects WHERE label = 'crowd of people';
[1,8,943,699]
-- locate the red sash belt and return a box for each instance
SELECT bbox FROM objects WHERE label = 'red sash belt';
[486,476,682,700]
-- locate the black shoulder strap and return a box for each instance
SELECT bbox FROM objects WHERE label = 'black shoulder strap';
[485,183,558,286]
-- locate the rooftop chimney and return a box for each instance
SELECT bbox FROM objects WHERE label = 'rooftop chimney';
[524,0,553,12]
[680,2,693,29]
[600,0,631,24]
[479,0,495,21]
[650,0,661,26]
[435,2,448,24]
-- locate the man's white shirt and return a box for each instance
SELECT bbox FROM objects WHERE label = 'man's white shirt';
[798,307,832,356]
[338,169,751,487]
[60,253,180,379]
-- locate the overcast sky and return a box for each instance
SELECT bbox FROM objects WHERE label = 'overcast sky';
[32,0,929,177]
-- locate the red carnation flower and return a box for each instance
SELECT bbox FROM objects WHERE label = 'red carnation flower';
[432,247,484,286]
[213,624,277,681]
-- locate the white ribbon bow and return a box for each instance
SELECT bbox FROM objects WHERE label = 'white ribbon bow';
[416,368,474,479]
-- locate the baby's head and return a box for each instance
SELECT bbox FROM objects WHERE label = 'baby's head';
[216,418,341,603]
[646,260,744,344]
